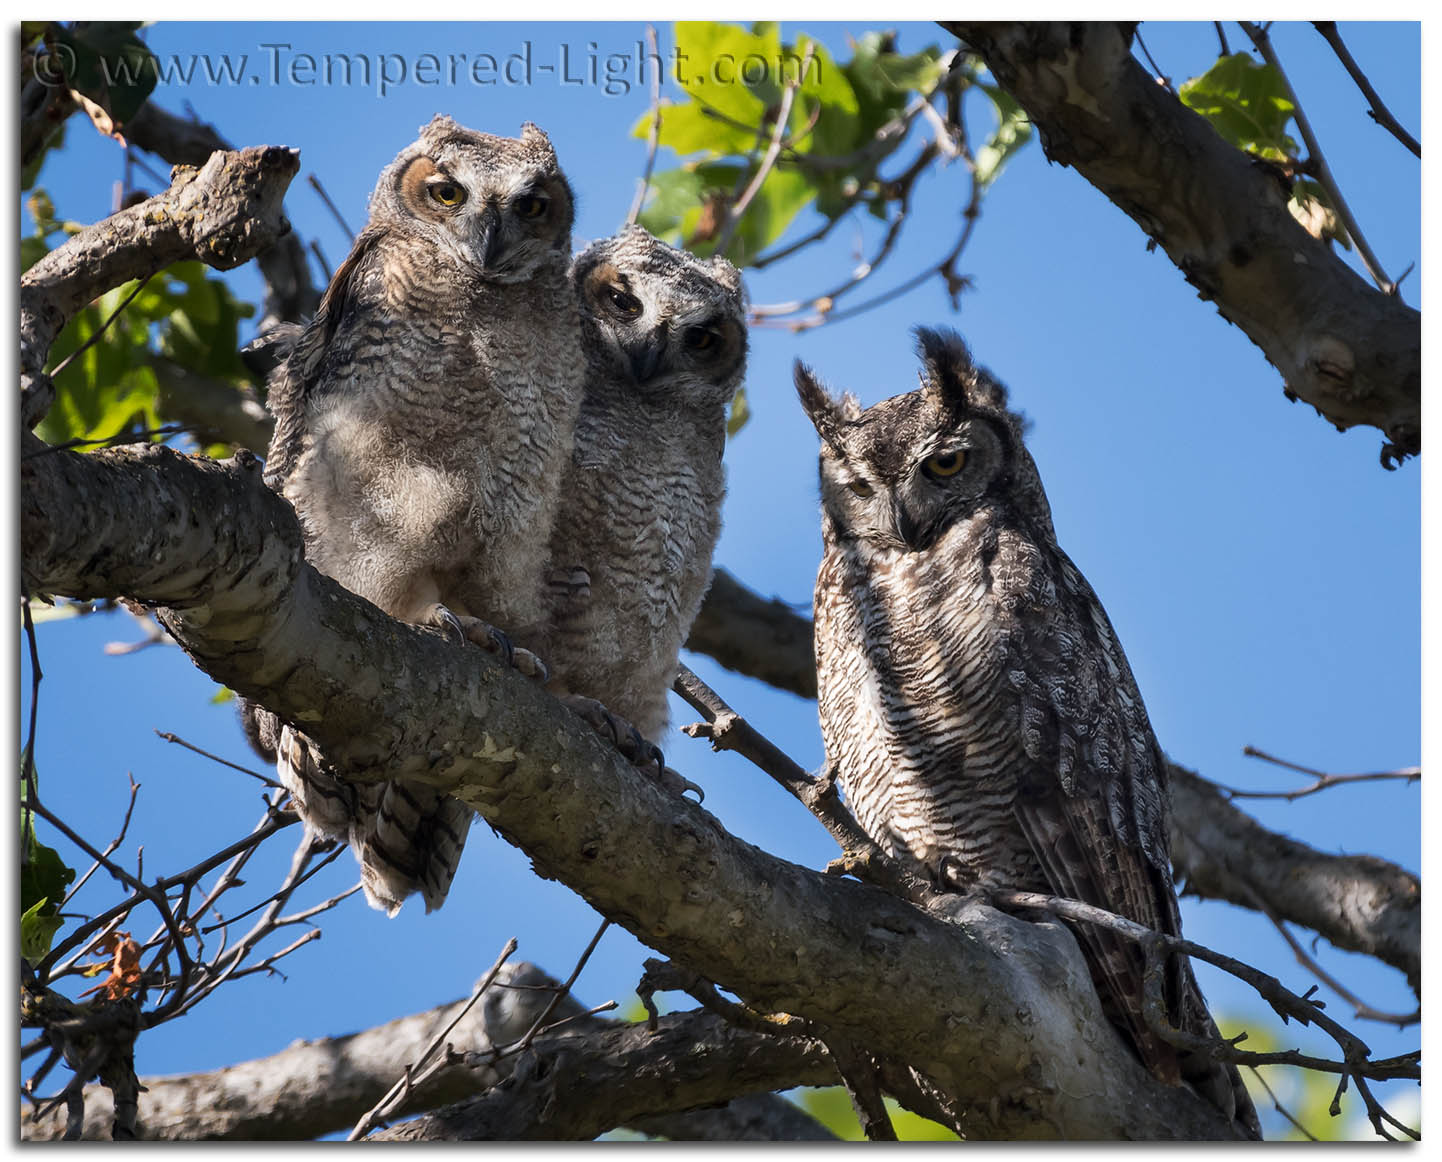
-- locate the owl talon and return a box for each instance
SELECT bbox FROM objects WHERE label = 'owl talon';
[559,694,698,798]
[424,604,549,683]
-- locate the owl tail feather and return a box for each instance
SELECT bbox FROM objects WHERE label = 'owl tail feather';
[350,782,473,915]
[275,726,471,915]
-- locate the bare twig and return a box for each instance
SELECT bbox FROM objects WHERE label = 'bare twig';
[673,663,933,907]
[48,275,153,381]
[827,1037,898,1141]
[61,775,142,908]
[497,918,611,1058]
[994,889,1419,1139]
[155,729,277,787]
[1311,22,1419,157]
[625,24,663,227]
[1263,911,1418,1029]
[1213,22,1232,56]
[713,42,815,258]
[1132,26,1176,94]
[349,937,519,1141]
[1248,1067,1319,1141]
[1204,746,1420,802]
[1239,22,1396,294]
[307,172,356,241]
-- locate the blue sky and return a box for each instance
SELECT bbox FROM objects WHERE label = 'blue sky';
[20,21,1420,1138]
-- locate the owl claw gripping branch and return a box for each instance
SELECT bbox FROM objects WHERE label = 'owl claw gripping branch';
[243,116,743,914]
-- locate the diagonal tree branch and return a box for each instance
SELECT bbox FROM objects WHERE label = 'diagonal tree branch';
[941,21,1419,466]
[19,433,1242,1140]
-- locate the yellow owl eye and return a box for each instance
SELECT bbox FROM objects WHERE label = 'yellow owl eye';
[847,479,874,498]
[685,327,716,352]
[923,450,966,479]
[428,180,465,207]
[517,194,548,219]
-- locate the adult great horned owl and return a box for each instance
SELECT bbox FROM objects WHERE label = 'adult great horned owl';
[256,115,584,915]
[543,225,746,747]
[798,328,1260,1138]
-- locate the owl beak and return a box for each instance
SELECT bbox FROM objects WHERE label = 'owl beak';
[623,339,664,384]
[475,205,506,272]
[893,499,931,552]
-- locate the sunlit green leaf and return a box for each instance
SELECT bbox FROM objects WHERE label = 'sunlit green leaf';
[974,83,1033,190]
[726,385,750,437]
[797,1086,960,1141]
[673,21,778,124]
[1179,53,1298,162]
[21,898,64,963]
[210,686,236,705]
[21,765,76,963]
[637,99,759,159]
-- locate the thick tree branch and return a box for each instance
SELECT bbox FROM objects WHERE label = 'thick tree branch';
[21,440,1242,1140]
[20,145,299,429]
[686,568,816,698]
[21,960,833,1141]
[942,21,1420,466]
[1168,765,1420,993]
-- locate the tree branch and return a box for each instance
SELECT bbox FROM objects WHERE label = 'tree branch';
[1167,764,1420,993]
[20,436,1243,1139]
[941,21,1419,466]
[21,961,834,1141]
[20,145,299,430]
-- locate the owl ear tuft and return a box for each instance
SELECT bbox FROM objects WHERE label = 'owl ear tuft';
[520,122,557,158]
[421,113,461,138]
[795,360,849,449]
[914,326,973,422]
[707,253,744,297]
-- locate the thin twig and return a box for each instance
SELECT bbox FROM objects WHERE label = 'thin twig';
[625,24,663,226]
[1214,22,1232,56]
[307,172,356,241]
[673,664,933,906]
[1132,26,1176,94]
[349,937,519,1140]
[501,918,611,1058]
[1311,22,1419,157]
[61,775,142,908]
[1264,910,1418,1028]
[155,729,278,787]
[1240,21,1396,294]
[1204,746,1421,802]
[48,275,153,380]
[1248,1067,1318,1140]
[713,42,815,258]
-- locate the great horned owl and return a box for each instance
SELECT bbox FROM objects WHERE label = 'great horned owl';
[798,328,1260,1139]
[543,225,747,748]
[254,115,584,915]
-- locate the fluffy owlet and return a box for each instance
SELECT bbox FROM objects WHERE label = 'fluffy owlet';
[798,328,1260,1138]
[542,225,747,751]
[251,115,585,915]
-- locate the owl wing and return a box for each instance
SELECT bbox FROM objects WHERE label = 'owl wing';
[263,229,383,490]
[1000,541,1186,1084]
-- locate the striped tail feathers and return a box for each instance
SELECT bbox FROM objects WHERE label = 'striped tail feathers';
[275,725,471,915]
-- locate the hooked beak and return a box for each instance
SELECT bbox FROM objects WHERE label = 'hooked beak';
[622,338,664,384]
[892,498,934,552]
[474,205,505,272]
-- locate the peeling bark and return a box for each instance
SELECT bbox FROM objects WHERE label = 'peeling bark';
[943,21,1420,465]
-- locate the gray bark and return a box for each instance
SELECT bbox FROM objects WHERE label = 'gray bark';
[20,437,1243,1140]
[943,21,1420,465]
[20,962,834,1142]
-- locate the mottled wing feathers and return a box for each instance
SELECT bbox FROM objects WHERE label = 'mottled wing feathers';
[1000,537,1185,1080]
[263,229,383,489]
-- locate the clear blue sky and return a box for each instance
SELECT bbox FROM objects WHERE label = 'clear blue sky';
[20,21,1420,1138]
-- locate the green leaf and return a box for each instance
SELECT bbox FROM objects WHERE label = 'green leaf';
[672,21,778,125]
[21,898,65,963]
[797,1087,960,1141]
[789,34,861,158]
[639,99,759,159]
[636,167,707,240]
[1179,53,1298,162]
[52,22,158,132]
[209,686,236,705]
[21,765,76,962]
[974,83,1033,190]
[726,385,750,437]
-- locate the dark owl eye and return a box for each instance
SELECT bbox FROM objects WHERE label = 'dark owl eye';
[606,286,642,318]
[516,194,548,219]
[684,327,718,353]
[923,451,966,479]
[428,180,465,207]
[847,479,875,498]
